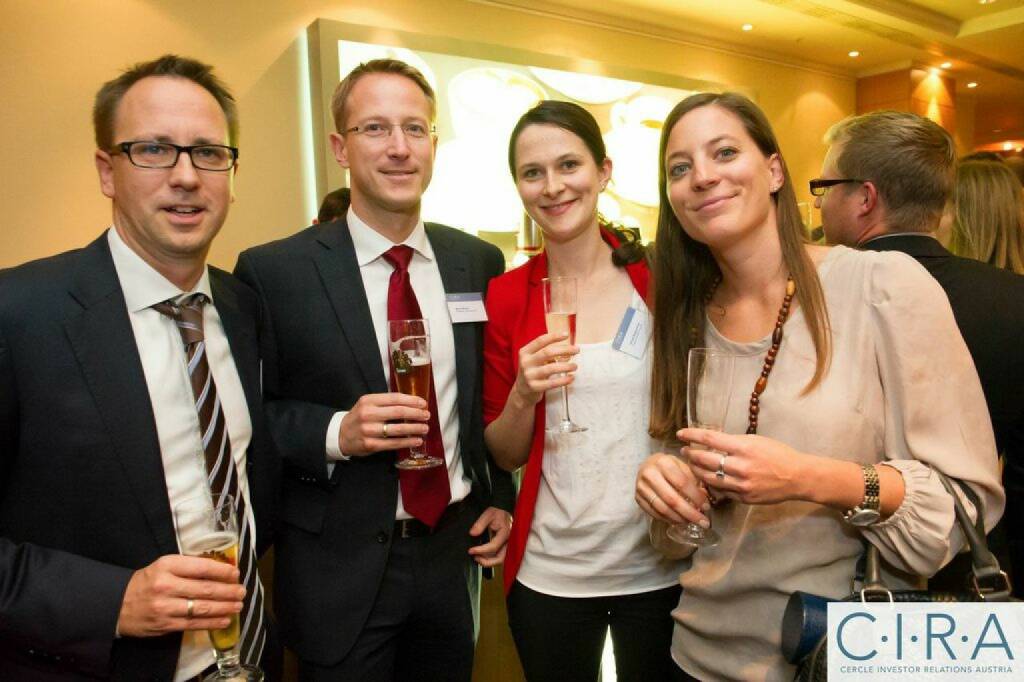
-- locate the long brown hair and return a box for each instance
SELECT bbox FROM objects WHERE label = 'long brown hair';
[649,92,831,439]
[949,160,1024,275]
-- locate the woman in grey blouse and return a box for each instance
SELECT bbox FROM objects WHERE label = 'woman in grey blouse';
[635,92,1004,681]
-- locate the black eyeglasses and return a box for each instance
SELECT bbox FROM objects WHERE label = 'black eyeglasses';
[809,178,864,197]
[112,141,239,171]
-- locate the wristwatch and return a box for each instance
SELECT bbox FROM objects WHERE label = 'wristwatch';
[842,464,881,526]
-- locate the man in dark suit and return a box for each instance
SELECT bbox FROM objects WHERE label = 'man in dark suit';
[816,110,1024,593]
[235,59,515,681]
[0,55,279,679]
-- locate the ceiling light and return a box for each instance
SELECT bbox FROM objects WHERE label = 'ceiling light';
[848,50,860,58]
[1004,142,1014,151]
[978,0,996,5]
[967,82,978,88]
[930,67,940,75]
[742,23,754,31]
[940,62,952,69]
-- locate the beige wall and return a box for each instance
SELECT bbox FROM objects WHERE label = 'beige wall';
[1,0,854,271]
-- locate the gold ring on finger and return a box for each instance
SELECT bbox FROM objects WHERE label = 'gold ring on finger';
[186,598,195,619]
[382,422,390,438]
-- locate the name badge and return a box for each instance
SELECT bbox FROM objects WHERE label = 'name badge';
[446,292,488,323]
[612,305,649,359]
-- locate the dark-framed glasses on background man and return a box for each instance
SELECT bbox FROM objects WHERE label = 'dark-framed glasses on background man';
[808,178,864,196]
[113,141,239,171]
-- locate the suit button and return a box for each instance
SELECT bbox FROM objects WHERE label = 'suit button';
[376,531,388,544]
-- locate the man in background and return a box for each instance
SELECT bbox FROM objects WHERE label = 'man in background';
[817,110,1024,593]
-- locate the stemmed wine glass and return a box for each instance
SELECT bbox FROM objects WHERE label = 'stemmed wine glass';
[174,491,263,682]
[542,276,586,433]
[389,318,443,468]
[666,347,735,547]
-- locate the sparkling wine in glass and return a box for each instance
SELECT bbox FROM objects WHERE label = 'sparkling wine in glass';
[389,318,443,468]
[666,347,735,548]
[174,491,263,682]
[542,276,586,433]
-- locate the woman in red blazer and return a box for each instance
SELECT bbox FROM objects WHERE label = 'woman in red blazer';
[483,101,687,682]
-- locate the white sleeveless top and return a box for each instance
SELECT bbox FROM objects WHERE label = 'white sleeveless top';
[517,292,686,597]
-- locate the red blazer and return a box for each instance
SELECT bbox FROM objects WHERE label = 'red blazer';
[482,228,651,594]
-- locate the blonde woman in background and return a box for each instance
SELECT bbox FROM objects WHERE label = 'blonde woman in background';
[947,160,1024,274]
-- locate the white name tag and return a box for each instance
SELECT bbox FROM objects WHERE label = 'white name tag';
[446,292,488,323]
[612,305,648,359]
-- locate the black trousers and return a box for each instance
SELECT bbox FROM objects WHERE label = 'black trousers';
[298,504,476,682]
[507,580,686,682]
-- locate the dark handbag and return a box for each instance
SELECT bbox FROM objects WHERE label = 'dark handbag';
[782,474,1013,681]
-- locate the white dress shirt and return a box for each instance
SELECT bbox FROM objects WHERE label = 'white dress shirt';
[324,208,471,519]
[107,228,256,681]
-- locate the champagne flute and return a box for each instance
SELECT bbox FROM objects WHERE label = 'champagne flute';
[174,491,263,682]
[666,348,735,548]
[389,318,443,468]
[542,276,586,433]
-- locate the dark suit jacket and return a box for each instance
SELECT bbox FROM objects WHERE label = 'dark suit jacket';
[0,234,280,680]
[862,235,1024,588]
[234,218,515,665]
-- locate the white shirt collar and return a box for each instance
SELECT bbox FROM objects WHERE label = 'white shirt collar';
[346,207,434,267]
[107,227,213,313]
[862,231,936,244]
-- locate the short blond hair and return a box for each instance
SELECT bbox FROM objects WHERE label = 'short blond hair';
[330,59,435,133]
[825,111,955,232]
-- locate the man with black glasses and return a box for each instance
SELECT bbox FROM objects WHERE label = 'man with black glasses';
[816,110,1024,594]
[0,55,279,679]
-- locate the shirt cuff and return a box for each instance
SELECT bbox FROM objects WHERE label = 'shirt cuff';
[326,411,350,462]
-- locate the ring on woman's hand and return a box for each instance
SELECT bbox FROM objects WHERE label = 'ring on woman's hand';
[186,598,195,619]
[381,422,390,438]
[648,494,659,507]
[715,454,728,480]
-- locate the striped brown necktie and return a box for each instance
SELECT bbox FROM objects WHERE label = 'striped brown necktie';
[154,293,267,666]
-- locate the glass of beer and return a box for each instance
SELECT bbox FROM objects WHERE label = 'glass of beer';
[389,318,443,469]
[174,491,262,681]
[542,276,586,433]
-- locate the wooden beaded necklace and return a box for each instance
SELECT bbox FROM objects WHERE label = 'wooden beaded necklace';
[693,275,797,435]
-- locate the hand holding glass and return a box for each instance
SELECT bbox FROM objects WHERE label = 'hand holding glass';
[174,491,262,682]
[666,348,735,548]
[389,318,443,468]
[542,276,586,433]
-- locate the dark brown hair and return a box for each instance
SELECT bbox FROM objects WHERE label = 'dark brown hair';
[93,54,238,150]
[649,92,831,439]
[509,100,645,266]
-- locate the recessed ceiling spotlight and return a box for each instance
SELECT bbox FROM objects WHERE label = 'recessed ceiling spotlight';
[1004,142,1014,151]
[742,23,754,31]
[940,62,952,69]
[978,0,996,5]
[967,82,978,88]
[848,50,860,58]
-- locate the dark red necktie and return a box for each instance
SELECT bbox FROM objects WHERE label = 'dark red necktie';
[381,245,451,527]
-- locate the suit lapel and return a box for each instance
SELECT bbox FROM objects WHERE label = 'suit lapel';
[64,236,178,555]
[427,225,475,432]
[313,220,389,393]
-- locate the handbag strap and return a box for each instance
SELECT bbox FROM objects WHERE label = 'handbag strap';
[862,471,1010,601]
